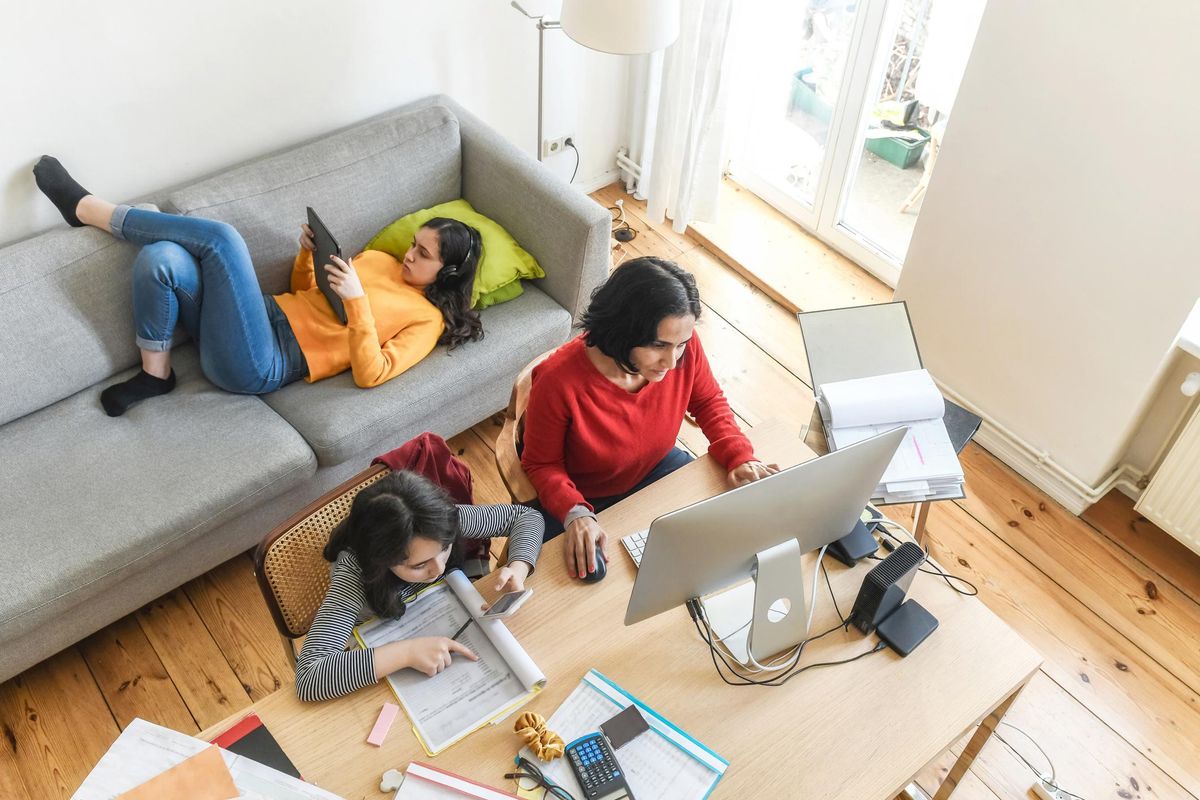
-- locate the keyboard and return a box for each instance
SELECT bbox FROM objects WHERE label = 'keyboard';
[621,528,650,567]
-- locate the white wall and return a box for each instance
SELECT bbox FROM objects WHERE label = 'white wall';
[0,0,627,245]
[895,2,1200,493]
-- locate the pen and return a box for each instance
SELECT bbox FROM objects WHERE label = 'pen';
[450,618,474,642]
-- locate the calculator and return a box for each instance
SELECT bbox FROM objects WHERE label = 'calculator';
[565,732,636,800]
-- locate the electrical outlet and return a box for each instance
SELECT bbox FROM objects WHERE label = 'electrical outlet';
[541,133,576,158]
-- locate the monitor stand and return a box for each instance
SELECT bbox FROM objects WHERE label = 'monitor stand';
[701,539,809,665]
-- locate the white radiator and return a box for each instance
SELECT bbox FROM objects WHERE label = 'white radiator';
[1137,402,1200,555]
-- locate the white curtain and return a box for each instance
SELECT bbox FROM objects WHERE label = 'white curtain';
[622,0,735,233]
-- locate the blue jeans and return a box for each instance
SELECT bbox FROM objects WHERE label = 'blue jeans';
[112,206,307,394]
[532,446,695,540]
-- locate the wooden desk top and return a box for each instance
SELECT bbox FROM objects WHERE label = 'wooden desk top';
[203,421,1041,799]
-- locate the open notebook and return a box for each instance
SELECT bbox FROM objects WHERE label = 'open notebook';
[355,570,546,756]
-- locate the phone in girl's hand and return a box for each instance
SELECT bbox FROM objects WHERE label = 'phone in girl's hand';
[480,588,533,619]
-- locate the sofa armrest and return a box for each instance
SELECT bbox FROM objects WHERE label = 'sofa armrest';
[422,96,610,322]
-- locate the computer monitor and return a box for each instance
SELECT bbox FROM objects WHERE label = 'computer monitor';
[624,427,905,659]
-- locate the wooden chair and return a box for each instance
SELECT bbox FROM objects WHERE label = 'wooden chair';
[254,464,391,667]
[495,349,556,503]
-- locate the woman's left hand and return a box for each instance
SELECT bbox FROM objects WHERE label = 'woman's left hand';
[483,561,530,611]
[325,255,365,300]
[727,459,779,488]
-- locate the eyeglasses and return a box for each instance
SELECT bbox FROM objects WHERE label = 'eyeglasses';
[504,756,577,800]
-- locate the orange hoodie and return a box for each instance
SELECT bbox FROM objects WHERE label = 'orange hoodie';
[273,249,443,388]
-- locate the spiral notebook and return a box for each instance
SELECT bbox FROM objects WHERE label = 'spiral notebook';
[355,570,546,756]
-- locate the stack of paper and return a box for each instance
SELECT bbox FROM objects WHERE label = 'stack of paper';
[817,368,964,503]
[356,570,546,756]
[72,718,343,799]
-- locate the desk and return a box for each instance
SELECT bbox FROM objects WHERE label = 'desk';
[202,421,1039,799]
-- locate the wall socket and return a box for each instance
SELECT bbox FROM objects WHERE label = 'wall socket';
[541,134,575,158]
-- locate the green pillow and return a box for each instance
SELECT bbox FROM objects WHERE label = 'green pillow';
[365,199,545,309]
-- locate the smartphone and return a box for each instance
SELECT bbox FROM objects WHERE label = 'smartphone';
[481,588,533,619]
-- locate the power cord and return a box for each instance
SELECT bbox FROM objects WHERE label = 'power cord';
[608,200,636,243]
[866,509,979,597]
[565,137,580,183]
[994,723,1088,800]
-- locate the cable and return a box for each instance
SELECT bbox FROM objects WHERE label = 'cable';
[565,138,580,183]
[994,726,1087,800]
[607,202,637,243]
[866,509,979,596]
[820,559,847,626]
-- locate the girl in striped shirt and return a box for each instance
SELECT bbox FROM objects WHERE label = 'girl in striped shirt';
[296,471,543,702]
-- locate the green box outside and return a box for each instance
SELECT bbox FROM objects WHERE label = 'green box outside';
[790,68,833,123]
[865,127,930,169]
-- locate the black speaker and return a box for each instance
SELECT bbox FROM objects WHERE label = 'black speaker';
[847,541,924,634]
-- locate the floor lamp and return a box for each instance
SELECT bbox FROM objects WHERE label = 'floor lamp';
[511,0,680,162]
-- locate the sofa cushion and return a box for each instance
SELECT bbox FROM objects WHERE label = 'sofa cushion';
[263,285,572,466]
[0,205,158,426]
[0,346,316,644]
[165,104,463,296]
[365,198,546,309]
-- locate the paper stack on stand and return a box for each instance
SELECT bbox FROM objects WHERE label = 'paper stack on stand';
[817,368,964,503]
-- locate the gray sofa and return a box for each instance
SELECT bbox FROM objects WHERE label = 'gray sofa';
[0,95,610,682]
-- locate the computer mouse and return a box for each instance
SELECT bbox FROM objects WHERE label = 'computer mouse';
[583,554,607,583]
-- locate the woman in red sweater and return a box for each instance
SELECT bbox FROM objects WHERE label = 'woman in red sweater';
[521,256,778,580]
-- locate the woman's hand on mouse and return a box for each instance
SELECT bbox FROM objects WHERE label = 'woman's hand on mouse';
[564,516,607,579]
[325,254,364,300]
[728,459,779,488]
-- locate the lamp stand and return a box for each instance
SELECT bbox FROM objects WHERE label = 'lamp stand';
[512,2,561,162]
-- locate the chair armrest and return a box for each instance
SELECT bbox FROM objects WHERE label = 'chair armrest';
[431,96,611,321]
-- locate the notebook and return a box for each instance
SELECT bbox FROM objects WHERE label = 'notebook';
[517,669,727,800]
[355,570,546,756]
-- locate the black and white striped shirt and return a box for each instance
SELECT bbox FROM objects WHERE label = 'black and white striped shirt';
[295,503,543,702]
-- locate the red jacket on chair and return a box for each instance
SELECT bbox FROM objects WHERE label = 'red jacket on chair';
[373,432,475,504]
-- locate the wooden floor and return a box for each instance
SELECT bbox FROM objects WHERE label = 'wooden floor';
[4,185,1199,800]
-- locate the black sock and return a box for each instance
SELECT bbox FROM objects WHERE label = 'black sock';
[100,370,176,417]
[33,155,91,227]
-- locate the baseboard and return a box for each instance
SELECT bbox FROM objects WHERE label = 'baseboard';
[577,168,622,196]
[937,385,1143,517]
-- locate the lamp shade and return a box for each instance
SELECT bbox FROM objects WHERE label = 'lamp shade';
[559,0,681,55]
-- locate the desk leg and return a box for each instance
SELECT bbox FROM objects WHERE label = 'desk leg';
[913,501,932,547]
[931,684,1024,800]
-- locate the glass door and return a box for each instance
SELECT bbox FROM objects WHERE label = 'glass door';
[727,0,986,286]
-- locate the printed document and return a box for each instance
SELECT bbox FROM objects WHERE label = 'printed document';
[357,571,545,755]
[519,670,726,800]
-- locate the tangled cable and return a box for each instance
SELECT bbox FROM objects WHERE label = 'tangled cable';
[513,711,565,761]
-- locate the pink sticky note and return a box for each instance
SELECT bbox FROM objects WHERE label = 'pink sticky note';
[367,702,400,746]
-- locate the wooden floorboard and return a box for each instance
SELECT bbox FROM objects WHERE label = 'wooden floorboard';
[955,444,1200,696]
[0,649,121,799]
[135,588,252,730]
[3,181,1196,799]
[1083,489,1200,602]
[78,614,198,733]
[182,553,291,702]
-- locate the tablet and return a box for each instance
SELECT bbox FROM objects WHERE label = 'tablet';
[306,206,347,324]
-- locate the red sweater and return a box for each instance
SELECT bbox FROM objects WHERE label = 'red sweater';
[521,333,755,522]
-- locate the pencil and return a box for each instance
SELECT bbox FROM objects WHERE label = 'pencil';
[450,618,474,642]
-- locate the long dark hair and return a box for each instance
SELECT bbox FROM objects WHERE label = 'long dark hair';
[422,217,484,350]
[580,256,702,373]
[323,471,462,618]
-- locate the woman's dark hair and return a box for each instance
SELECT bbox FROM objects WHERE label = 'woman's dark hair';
[323,471,462,618]
[579,256,702,373]
[422,217,484,350]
